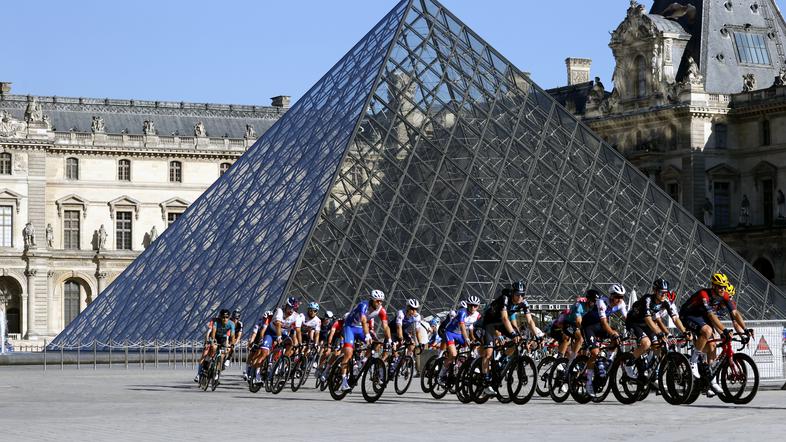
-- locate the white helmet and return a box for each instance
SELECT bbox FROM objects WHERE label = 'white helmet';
[370,289,385,301]
[406,298,420,309]
[459,300,467,309]
[466,296,481,306]
[609,284,626,296]
[325,310,334,319]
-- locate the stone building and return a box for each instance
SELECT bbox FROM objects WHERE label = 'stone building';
[0,83,286,340]
[549,0,786,292]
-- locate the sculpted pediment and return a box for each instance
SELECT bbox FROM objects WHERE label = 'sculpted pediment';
[0,111,26,138]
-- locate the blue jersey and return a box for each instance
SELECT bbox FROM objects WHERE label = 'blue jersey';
[346,300,370,328]
[211,319,235,341]
[445,308,468,334]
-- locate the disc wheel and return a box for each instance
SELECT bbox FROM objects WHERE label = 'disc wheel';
[567,355,591,404]
[508,356,537,405]
[420,355,439,394]
[548,358,570,403]
[610,352,641,404]
[361,358,387,403]
[327,362,348,401]
[536,356,555,397]
[658,352,692,405]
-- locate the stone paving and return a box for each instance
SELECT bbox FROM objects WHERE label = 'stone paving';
[1,365,785,441]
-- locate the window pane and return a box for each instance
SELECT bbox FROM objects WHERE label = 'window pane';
[167,212,182,227]
[118,160,131,181]
[64,281,80,325]
[714,182,731,227]
[116,211,132,250]
[169,161,182,182]
[66,158,79,180]
[734,32,771,65]
[0,206,11,247]
[64,210,80,250]
[220,163,231,176]
[0,153,11,175]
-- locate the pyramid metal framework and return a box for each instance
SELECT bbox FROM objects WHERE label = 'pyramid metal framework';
[53,0,786,346]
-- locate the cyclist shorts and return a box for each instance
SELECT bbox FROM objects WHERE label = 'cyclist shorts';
[479,322,513,348]
[626,321,656,342]
[444,330,465,347]
[342,325,364,348]
[680,314,709,335]
[581,323,608,349]
[261,330,289,350]
[548,327,564,342]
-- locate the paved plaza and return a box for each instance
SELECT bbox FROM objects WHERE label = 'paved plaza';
[1,365,785,441]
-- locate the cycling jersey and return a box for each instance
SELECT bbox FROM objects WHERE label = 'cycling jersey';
[250,317,270,336]
[265,308,301,337]
[389,309,421,340]
[232,319,244,336]
[302,315,321,333]
[481,295,527,326]
[627,294,677,323]
[582,297,628,327]
[209,318,235,345]
[346,300,388,327]
[564,301,588,325]
[680,289,736,317]
[319,318,336,342]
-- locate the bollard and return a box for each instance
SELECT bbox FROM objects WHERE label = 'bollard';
[168,343,172,368]
[60,345,64,370]
[124,340,129,369]
[77,340,81,370]
[154,340,159,368]
[43,340,47,372]
[93,340,97,370]
[109,338,112,369]
[141,340,145,371]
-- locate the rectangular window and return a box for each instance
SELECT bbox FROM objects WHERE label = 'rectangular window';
[0,153,11,175]
[667,183,680,203]
[167,212,182,227]
[763,179,773,225]
[118,159,131,181]
[63,210,80,250]
[0,206,11,247]
[734,32,771,65]
[715,124,727,149]
[713,182,731,228]
[116,211,132,250]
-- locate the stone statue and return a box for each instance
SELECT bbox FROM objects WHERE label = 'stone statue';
[0,111,24,137]
[244,124,256,139]
[143,120,156,135]
[588,77,606,104]
[703,198,713,227]
[686,57,703,85]
[91,116,105,133]
[23,222,36,248]
[774,68,786,87]
[742,73,757,92]
[778,190,785,219]
[150,226,158,242]
[45,223,54,248]
[194,121,206,137]
[739,194,751,226]
[97,224,107,250]
[42,114,51,130]
[24,97,44,123]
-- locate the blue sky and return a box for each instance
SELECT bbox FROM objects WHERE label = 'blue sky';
[5,0,657,105]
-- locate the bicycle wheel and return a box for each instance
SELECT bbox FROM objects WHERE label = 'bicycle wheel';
[721,353,759,404]
[455,358,474,404]
[269,355,291,395]
[420,355,439,394]
[591,356,613,403]
[361,358,387,403]
[429,357,449,400]
[509,356,537,405]
[290,355,308,392]
[568,355,592,404]
[610,352,640,404]
[394,355,415,395]
[658,352,692,405]
[327,362,349,401]
[536,356,555,397]
[495,360,514,404]
[548,358,570,403]
[199,363,210,391]
[466,359,491,404]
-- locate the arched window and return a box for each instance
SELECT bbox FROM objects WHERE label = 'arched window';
[762,119,771,146]
[0,153,11,175]
[0,276,21,334]
[169,161,182,183]
[635,55,647,98]
[66,157,79,180]
[753,257,775,282]
[219,162,231,176]
[118,159,131,181]
[63,280,81,325]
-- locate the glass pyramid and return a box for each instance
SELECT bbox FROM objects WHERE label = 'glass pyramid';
[53,0,786,346]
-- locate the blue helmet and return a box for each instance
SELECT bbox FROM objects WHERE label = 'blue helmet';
[308,302,320,311]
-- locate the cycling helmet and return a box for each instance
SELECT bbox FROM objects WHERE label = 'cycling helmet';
[585,289,601,301]
[727,284,736,298]
[652,278,669,292]
[711,273,729,288]
[307,302,320,311]
[429,317,441,326]
[665,291,677,303]
[286,296,300,309]
[219,308,231,318]
[231,309,241,319]
[511,279,527,295]
[459,300,468,309]
[406,298,420,309]
[263,310,273,318]
[370,289,385,301]
[609,284,626,297]
[325,310,334,319]
[466,295,481,306]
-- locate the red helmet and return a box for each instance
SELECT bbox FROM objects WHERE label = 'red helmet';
[666,291,676,303]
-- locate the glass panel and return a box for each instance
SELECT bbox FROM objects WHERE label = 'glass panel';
[734,32,771,65]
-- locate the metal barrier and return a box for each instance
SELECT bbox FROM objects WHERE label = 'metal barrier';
[728,320,786,383]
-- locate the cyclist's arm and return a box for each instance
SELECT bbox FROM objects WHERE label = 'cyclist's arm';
[524,313,540,336]
[643,315,660,334]
[670,315,687,334]
[730,310,747,333]
[459,322,469,344]
[600,317,618,336]
[234,330,242,345]
[361,315,369,339]
[295,327,302,346]
[501,309,515,335]
[327,327,336,344]
[707,311,726,333]
[382,321,391,341]
[275,320,282,339]
[397,324,403,341]
[246,332,257,348]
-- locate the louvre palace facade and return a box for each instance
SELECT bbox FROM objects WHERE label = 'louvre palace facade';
[0,85,287,340]
[550,0,786,292]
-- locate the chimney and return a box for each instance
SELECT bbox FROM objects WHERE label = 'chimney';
[0,82,11,95]
[565,58,592,86]
[271,95,291,108]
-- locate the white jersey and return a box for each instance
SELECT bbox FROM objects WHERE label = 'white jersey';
[302,315,321,332]
[274,308,303,331]
[465,311,481,330]
[655,301,679,320]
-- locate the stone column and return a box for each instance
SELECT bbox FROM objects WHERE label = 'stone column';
[25,268,37,338]
[20,292,27,339]
[47,271,56,335]
[96,271,107,296]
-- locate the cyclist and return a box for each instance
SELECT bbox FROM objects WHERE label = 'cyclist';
[427,317,442,349]
[679,273,751,393]
[339,290,389,391]
[225,309,243,369]
[302,302,322,346]
[624,279,688,377]
[390,299,423,348]
[245,310,273,383]
[579,287,624,396]
[194,313,219,382]
[439,296,481,383]
[195,309,235,382]
[261,297,301,364]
